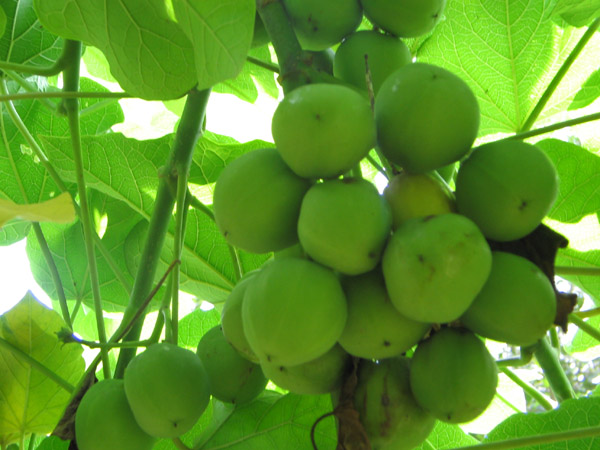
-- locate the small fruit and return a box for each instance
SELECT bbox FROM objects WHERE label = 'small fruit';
[297,178,392,275]
[455,140,559,242]
[361,0,447,37]
[382,213,492,323]
[213,148,311,253]
[383,171,455,229]
[242,257,347,366]
[354,358,436,450]
[124,343,211,438]
[272,83,376,179]
[260,344,351,395]
[461,251,557,346]
[75,379,155,450]
[339,270,430,359]
[375,63,479,174]
[282,0,362,50]
[221,273,260,362]
[197,326,268,404]
[334,30,412,95]
[409,327,498,423]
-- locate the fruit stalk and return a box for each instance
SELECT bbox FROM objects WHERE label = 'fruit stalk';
[533,337,575,402]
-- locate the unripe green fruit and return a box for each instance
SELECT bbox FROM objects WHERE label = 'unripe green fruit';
[375,63,479,174]
[272,83,376,179]
[298,178,392,275]
[382,214,492,323]
[242,257,347,366]
[339,270,430,359]
[334,30,412,95]
[75,379,155,450]
[461,252,557,346]
[282,0,362,51]
[383,171,455,229]
[197,326,267,404]
[354,358,436,450]
[361,0,447,37]
[410,327,498,423]
[260,344,350,395]
[124,343,211,438]
[213,148,311,253]
[455,141,559,242]
[221,273,259,362]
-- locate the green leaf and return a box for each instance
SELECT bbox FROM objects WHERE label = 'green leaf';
[0,0,62,67]
[177,308,221,350]
[415,421,479,449]
[0,6,6,39]
[537,139,600,223]
[33,0,197,100]
[0,192,75,228]
[36,436,69,450]
[567,315,600,354]
[213,46,279,103]
[195,391,336,449]
[0,293,85,447]
[569,69,600,110]
[556,247,600,304]
[484,396,600,448]
[551,0,600,27]
[173,0,255,91]
[417,1,600,135]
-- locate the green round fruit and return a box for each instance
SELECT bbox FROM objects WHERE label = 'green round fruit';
[455,140,559,242]
[221,273,260,362]
[197,326,267,404]
[461,251,557,346]
[354,358,436,450]
[242,257,347,366]
[261,344,351,395]
[282,0,362,50]
[375,63,479,174]
[124,343,211,438]
[334,30,412,95]
[213,148,311,253]
[75,379,155,450]
[410,327,498,423]
[361,0,447,37]
[339,270,430,359]
[272,83,376,179]
[298,178,392,275]
[383,171,455,229]
[382,213,492,323]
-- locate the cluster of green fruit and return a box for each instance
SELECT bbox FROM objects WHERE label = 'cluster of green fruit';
[75,327,269,450]
[209,3,561,449]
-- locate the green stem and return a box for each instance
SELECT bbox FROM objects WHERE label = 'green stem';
[366,154,388,179]
[550,327,560,348]
[172,437,192,450]
[500,367,554,411]
[446,425,600,450]
[0,90,130,103]
[27,434,36,450]
[0,39,82,77]
[0,336,74,393]
[2,70,58,113]
[31,223,71,329]
[188,193,215,220]
[113,89,210,378]
[574,307,600,319]
[569,314,600,342]
[534,337,575,402]
[171,175,189,345]
[228,244,243,283]
[504,111,600,142]
[246,55,280,73]
[62,40,111,379]
[495,345,535,368]
[555,265,600,276]
[520,18,600,132]
[73,338,153,349]
[150,276,174,344]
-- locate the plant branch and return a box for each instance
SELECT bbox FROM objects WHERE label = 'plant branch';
[171,175,190,345]
[0,336,74,393]
[31,223,71,329]
[2,70,58,113]
[446,425,600,450]
[574,307,600,319]
[500,367,554,411]
[569,314,600,342]
[534,337,575,402]
[246,55,280,73]
[520,17,600,132]
[113,88,210,378]
[555,265,600,276]
[0,39,82,77]
[504,111,600,142]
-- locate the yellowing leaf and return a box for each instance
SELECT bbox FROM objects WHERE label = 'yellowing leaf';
[0,193,75,229]
[0,294,85,447]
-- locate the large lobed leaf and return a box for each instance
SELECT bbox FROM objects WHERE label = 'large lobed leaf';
[0,293,85,447]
